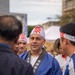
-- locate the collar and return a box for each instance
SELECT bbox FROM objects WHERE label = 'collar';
[0,43,14,53]
[62,54,67,59]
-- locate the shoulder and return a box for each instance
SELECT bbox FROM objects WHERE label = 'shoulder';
[45,53,62,74]
[0,52,34,75]
[19,52,28,59]
[6,53,31,68]
[45,53,59,65]
[55,54,62,60]
[46,53,54,60]
[12,54,34,74]
[48,52,54,56]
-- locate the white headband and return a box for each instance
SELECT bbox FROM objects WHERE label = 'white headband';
[18,33,27,42]
[30,26,45,39]
[60,32,75,42]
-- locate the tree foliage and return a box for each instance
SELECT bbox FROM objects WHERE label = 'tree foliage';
[28,26,35,37]
[59,11,75,26]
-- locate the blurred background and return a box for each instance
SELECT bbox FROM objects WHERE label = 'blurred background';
[0,0,75,56]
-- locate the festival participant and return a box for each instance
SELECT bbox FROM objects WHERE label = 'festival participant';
[60,23,75,75]
[0,15,34,75]
[17,33,27,55]
[20,25,62,75]
[54,38,70,72]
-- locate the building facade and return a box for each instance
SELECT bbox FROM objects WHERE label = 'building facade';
[62,0,75,14]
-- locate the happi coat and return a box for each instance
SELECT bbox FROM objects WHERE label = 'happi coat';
[20,49,62,75]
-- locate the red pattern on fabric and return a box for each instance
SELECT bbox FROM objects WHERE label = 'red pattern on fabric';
[20,34,26,40]
[34,26,41,33]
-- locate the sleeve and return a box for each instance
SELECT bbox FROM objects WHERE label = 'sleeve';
[52,58,62,75]
[48,58,62,75]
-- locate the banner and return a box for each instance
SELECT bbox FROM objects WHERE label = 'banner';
[24,14,28,36]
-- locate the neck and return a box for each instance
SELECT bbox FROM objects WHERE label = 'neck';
[68,45,75,57]
[69,51,75,57]
[0,38,14,49]
[31,49,42,56]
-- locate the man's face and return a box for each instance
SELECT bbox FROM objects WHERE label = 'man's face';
[13,44,19,54]
[59,45,65,55]
[18,40,27,54]
[60,37,68,55]
[29,34,45,51]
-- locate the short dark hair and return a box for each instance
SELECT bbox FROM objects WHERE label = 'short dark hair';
[60,23,75,45]
[0,15,22,41]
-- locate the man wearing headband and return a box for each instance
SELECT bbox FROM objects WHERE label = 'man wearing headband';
[17,33,27,55]
[20,25,62,75]
[54,38,70,72]
[60,23,75,75]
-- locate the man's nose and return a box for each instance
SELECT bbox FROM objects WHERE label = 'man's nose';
[33,39,37,42]
[20,43,24,47]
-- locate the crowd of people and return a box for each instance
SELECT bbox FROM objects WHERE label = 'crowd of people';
[0,15,75,75]
[20,25,62,75]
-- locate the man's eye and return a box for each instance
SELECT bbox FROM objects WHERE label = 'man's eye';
[30,37,34,40]
[36,37,41,40]
[23,43,26,45]
[18,42,21,44]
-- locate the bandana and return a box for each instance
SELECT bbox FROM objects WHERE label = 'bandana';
[18,33,27,42]
[60,32,75,42]
[30,26,45,39]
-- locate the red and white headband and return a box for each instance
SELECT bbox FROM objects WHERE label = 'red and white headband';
[60,32,75,42]
[30,26,45,39]
[18,33,27,42]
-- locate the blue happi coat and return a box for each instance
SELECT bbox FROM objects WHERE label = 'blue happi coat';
[63,53,75,75]
[20,51,62,75]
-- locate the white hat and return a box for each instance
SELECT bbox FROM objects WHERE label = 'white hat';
[18,33,27,42]
[30,26,45,39]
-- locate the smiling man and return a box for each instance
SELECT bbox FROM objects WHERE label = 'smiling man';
[20,25,62,75]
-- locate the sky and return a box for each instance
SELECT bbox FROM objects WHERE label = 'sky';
[10,0,62,25]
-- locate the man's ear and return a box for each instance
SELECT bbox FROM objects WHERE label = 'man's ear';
[66,39,71,45]
[43,39,46,45]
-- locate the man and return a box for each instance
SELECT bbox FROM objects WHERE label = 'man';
[17,33,27,55]
[13,43,19,54]
[0,15,34,75]
[60,23,75,75]
[54,38,70,72]
[20,25,62,75]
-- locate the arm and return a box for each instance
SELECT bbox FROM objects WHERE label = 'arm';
[49,58,62,75]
